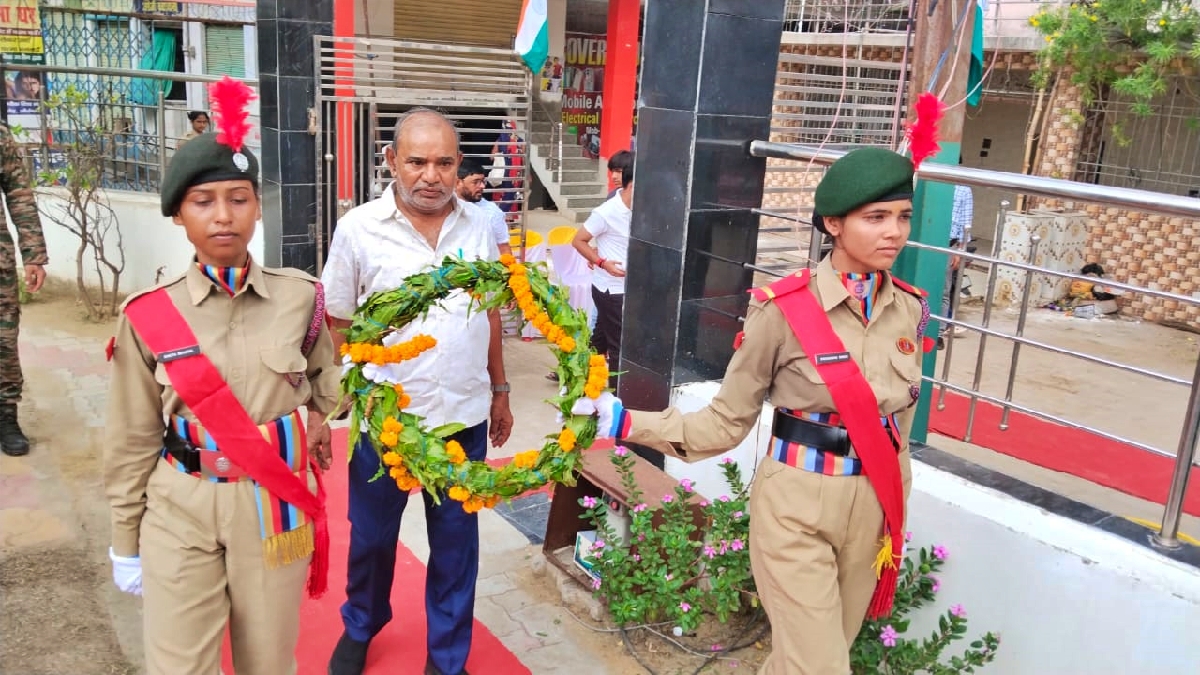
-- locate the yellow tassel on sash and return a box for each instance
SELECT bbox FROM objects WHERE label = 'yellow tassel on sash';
[872,533,898,579]
[262,521,315,569]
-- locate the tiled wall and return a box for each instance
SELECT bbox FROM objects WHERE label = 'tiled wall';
[763,43,1200,329]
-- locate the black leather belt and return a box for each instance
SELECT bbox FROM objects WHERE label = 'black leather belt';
[162,429,202,473]
[772,408,901,457]
[772,409,852,457]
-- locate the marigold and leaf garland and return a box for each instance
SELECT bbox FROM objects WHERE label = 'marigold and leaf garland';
[338,254,608,507]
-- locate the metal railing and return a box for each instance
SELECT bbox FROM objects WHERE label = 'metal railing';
[8,64,259,193]
[783,0,1057,43]
[748,140,1200,550]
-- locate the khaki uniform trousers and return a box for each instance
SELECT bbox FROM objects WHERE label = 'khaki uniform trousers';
[140,459,312,675]
[749,453,912,675]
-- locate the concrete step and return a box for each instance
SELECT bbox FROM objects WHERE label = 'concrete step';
[564,195,607,210]
[560,157,600,172]
[559,182,607,196]
[558,168,602,183]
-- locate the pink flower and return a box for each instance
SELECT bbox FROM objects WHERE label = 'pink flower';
[933,545,948,560]
[591,577,601,590]
[710,644,724,652]
[950,604,966,618]
[703,545,717,559]
[905,530,913,542]
[591,539,605,551]
[679,601,691,613]
[700,500,710,507]
[680,478,695,492]
[662,494,675,503]
[581,496,598,508]
[613,446,629,457]
[633,503,648,513]
[729,539,745,551]
[637,533,645,542]
[718,495,731,502]
[880,625,899,647]
[928,576,940,593]
[732,511,744,519]
[665,573,674,581]
[721,457,734,464]
[632,553,641,562]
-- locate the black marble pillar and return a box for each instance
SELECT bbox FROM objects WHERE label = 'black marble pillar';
[620,0,786,464]
[256,0,332,272]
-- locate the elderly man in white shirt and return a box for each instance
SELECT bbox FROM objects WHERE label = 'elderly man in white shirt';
[319,108,513,675]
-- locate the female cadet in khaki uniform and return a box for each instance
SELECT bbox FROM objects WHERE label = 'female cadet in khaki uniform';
[103,78,342,675]
[595,147,931,675]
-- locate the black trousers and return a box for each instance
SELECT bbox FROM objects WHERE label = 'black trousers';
[590,286,624,385]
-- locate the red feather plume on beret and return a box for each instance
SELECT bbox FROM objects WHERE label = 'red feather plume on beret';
[209,76,255,154]
[906,92,945,170]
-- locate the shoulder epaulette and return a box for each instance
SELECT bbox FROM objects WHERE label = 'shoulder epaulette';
[891,276,928,299]
[749,269,812,302]
[120,273,185,312]
[264,266,319,284]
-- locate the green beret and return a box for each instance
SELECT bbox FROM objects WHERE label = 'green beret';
[160,133,260,216]
[813,147,914,234]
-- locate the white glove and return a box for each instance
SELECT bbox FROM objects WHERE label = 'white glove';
[595,392,622,439]
[109,547,143,596]
[555,387,598,425]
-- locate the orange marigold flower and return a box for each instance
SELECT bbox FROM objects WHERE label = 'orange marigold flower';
[584,385,603,400]
[383,416,403,433]
[558,427,577,452]
[389,466,406,480]
[513,450,540,469]
[558,337,576,352]
[499,253,516,266]
[463,496,486,514]
[509,263,527,276]
[380,430,400,448]
[589,354,607,367]
[396,475,421,492]
[484,495,500,509]
[382,451,404,467]
[448,485,471,502]
[340,343,351,357]
[397,394,413,409]
[446,440,467,464]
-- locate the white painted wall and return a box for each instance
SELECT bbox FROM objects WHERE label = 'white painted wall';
[663,381,1200,674]
[34,188,266,293]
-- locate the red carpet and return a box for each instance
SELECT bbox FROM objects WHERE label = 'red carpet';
[222,428,530,675]
[929,390,1200,517]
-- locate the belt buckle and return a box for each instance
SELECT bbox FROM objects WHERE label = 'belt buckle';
[214,456,232,474]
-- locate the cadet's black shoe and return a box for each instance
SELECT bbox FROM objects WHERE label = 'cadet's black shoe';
[0,404,29,456]
[327,632,369,675]
[424,660,469,675]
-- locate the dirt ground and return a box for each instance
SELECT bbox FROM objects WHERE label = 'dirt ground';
[0,291,139,675]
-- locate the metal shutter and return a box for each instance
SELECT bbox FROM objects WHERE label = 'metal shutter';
[204,25,245,78]
[393,0,522,48]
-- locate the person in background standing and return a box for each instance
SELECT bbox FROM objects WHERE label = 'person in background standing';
[179,111,210,149]
[488,120,524,220]
[0,122,47,456]
[943,164,973,340]
[457,159,512,257]
[605,149,634,199]
[571,164,631,386]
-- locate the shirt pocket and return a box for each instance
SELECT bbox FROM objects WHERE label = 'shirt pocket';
[785,355,826,386]
[888,350,923,407]
[260,346,309,387]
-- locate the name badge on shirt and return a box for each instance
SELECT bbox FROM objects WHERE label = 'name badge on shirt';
[814,352,851,365]
[159,345,201,363]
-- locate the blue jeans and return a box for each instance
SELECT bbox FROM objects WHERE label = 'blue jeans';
[340,422,487,674]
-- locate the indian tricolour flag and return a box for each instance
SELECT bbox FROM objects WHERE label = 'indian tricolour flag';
[515,0,549,73]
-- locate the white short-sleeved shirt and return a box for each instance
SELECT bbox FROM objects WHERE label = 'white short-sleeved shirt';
[583,189,631,295]
[322,185,500,428]
[461,197,509,250]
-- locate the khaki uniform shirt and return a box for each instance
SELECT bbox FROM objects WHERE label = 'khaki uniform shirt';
[104,261,342,556]
[625,255,926,460]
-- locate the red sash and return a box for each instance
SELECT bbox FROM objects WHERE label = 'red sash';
[124,288,329,598]
[753,269,906,619]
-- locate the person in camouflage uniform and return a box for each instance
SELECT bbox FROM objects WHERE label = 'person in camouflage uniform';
[0,123,48,456]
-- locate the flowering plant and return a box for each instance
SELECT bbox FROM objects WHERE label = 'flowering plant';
[339,254,608,508]
[850,542,1000,674]
[578,449,755,634]
[1030,0,1199,114]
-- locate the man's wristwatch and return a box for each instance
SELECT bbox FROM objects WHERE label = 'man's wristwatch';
[490,383,511,394]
